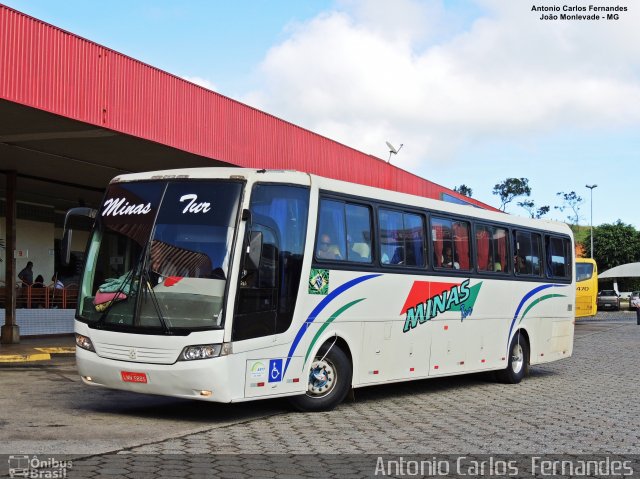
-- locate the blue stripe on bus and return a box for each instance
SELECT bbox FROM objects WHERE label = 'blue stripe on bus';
[507,283,568,350]
[283,273,381,376]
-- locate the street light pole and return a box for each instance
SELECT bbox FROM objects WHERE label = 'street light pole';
[586,184,597,258]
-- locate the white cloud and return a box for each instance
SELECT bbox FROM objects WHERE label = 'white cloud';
[182,75,218,92]
[242,0,640,170]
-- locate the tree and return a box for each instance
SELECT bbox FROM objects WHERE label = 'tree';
[536,205,551,218]
[517,199,550,219]
[492,178,531,212]
[582,220,640,272]
[453,184,473,197]
[555,191,584,225]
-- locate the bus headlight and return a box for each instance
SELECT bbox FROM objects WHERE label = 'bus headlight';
[179,343,231,361]
[75,333,95,352]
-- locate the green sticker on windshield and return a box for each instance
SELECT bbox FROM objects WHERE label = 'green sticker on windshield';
[309,269,329,295]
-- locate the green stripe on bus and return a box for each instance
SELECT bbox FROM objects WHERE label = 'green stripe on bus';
[303,298,366,367]
[519,294,567,324]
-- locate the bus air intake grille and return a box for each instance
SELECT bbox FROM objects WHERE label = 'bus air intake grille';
[94,342,180,364]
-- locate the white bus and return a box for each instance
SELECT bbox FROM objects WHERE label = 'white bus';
[66,168,575,411]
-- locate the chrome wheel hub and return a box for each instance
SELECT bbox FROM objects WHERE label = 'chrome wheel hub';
[307,357,336,398]
[511,343,524,374]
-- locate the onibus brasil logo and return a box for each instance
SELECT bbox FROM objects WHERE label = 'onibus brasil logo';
[8,455,73,478]
[400,279,483,333]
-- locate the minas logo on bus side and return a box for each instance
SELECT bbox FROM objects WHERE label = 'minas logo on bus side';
[400,279,483,333]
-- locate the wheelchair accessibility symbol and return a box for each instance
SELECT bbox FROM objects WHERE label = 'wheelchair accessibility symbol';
[268,359,283,383]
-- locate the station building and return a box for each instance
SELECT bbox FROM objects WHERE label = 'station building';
[0,5,495,341]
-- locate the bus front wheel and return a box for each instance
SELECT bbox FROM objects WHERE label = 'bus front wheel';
[497,332,529,384]
[289,343,352,412]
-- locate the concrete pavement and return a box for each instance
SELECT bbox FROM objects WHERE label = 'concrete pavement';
[0,335,75,364]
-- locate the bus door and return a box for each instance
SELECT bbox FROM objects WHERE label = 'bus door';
[233,223,279,341]
[232,184,309,342]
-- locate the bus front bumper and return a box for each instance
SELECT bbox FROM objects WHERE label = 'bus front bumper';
[76,347,233,402]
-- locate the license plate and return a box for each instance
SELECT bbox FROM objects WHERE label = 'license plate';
[121,371,147,383]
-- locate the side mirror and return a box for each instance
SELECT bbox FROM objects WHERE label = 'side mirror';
[62,207,97,265]
[246,231,263,271]
[61,228,72,266]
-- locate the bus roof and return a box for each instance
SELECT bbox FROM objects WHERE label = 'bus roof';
[111,167,573,237]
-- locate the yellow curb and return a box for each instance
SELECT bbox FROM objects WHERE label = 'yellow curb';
[35,347,76,354]
[0,353,51,363]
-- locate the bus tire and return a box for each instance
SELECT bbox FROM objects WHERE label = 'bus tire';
[497,332,529,384]
[289,343,352,412]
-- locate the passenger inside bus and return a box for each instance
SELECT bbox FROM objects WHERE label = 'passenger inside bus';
[350,241,370,261]
[316,233,342,260]
[388,246,402,264]
[493,257,503,272]
[442,247,460,269]
[488,256,503,272]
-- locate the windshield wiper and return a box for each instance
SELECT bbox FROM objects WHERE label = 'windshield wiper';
[141,266,172,335]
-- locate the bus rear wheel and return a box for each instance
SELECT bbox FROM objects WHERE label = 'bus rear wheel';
[289,343,352,412]
[497,332,529,384]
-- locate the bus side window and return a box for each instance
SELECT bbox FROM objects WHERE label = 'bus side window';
[514,230,541,276]
[346,204,372,263]
[379,209,425,267]
[476,226,490,271]
[316,200,347,261]
[432,216,470,270]
[316,199,372,264]
[546,235,571,279]
[476,224,508,273]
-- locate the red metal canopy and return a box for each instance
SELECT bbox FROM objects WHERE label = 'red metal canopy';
[0,4,495,210]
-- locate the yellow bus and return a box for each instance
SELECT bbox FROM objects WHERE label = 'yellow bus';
[575,258,597,318]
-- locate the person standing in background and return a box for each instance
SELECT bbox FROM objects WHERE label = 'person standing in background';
[631,294,640,325]
[18,261,34,286]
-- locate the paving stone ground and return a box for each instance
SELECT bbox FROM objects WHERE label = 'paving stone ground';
[123,319,639,455]
[3,314,639,478]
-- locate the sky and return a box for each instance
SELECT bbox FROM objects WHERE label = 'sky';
[4,0,639,228]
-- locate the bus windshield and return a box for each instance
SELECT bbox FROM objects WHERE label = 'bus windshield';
[78,180,243,333]
[576,262,594,282]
